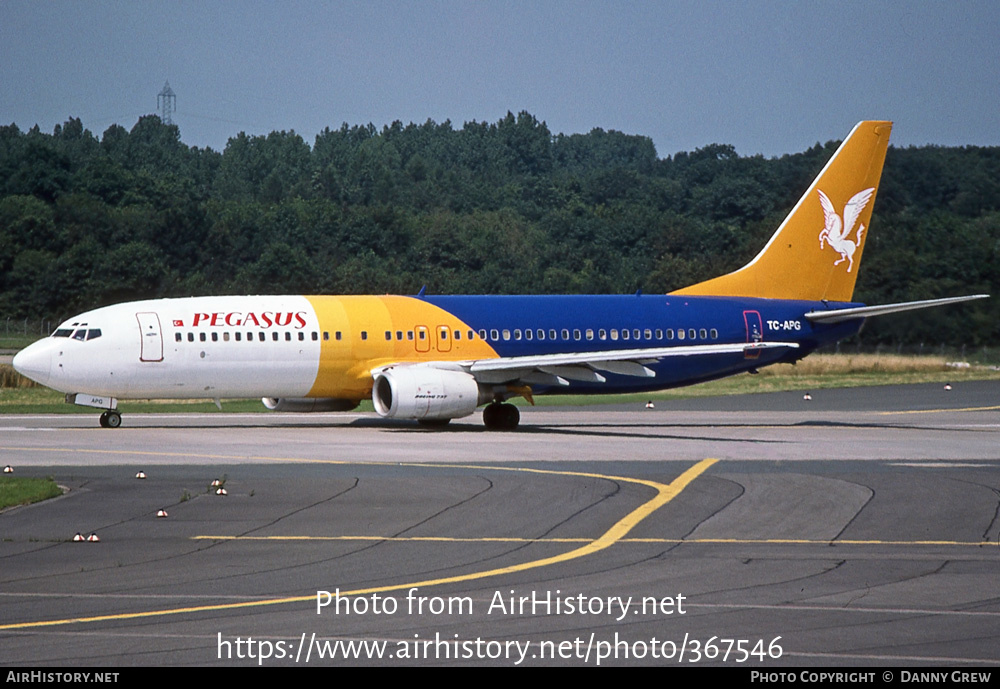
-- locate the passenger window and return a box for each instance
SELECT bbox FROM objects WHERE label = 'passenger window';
[561,329,569,340]
[175,333,182,342]
[700,328,707,339]
[633,329,641,340]
[666,329,674,340]
[212,332,219,342]
[224,332,230,342]
[312,332,318,341]
[323,331,329,341]
[286,332,292,341]
[491,329,499,341]
[272,332,279,341]
[585,329,593,340]
[502,330,511,341]
[710,328,718,339]
[525,329,532,340]
[678,329,686,340]
[537,329,545,340]
[598,329,606,340]
[573,329,581,340]
[513,329,521,340]
[688,329,696,340]
[655,329,663,339]
[645,329,652,340]
[385,331,392,341]
[622,329,630,341]
[235,332,242,342]
[258,332,265,342]
[478,330,487,340]
[336,331,342,341]
[200,333,207,342]
[407,331,413,341]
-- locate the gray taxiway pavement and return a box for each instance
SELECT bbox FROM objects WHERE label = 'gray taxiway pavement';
[1,381,998,666]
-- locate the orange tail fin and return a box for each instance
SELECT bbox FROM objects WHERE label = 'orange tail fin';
[672,120,892,302]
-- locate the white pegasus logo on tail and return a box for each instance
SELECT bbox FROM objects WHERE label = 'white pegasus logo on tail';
[817,187,874,272]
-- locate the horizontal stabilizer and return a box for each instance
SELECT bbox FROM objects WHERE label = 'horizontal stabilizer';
[804,295,989,323]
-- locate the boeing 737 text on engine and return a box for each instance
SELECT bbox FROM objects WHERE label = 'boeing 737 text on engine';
[12,121,987,430]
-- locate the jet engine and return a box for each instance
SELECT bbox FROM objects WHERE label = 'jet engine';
[372,366,489,421]
[262,397,360,412]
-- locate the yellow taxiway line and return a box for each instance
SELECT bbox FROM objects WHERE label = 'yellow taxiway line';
[878,405,1000,415]
[0,458,717,631]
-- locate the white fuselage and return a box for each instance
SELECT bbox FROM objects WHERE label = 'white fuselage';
[13,297,324,399]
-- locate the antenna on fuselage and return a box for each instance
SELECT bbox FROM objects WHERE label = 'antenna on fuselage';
[416,285,427,298]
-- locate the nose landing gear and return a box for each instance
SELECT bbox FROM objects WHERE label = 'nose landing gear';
[65,394,122,428]
[99,410,122,428]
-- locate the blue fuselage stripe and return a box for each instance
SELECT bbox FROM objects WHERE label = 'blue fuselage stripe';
[422,295,862,393]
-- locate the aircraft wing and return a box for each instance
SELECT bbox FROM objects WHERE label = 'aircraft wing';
[402,341,800,386]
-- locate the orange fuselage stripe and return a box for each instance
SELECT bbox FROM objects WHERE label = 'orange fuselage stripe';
[305,296,498,398]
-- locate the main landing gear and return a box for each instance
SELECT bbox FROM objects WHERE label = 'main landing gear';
[482,402,519,431]
[99,410,122,428]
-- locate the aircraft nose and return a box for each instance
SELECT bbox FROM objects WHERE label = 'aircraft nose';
[12,342,52,386]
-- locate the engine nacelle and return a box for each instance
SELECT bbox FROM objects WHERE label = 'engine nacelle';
[262,397,360,413]
[372,366,488,421]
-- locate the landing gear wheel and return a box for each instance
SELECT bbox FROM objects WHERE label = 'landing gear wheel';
[483,403,498,429]
[99,410,122,429]
[483,402,519,431]
[502,404,520,430]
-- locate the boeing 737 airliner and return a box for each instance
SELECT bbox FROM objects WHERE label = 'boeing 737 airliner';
[12,121,987,429]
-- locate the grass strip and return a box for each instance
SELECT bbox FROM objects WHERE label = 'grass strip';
[0,476,63,510]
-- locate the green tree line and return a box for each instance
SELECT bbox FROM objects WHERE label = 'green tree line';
[1,112,997,345]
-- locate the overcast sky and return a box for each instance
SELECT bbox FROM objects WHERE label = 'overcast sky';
[2,0,998,158]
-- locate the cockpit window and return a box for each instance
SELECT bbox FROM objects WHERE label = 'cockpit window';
[56,327,101,340]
